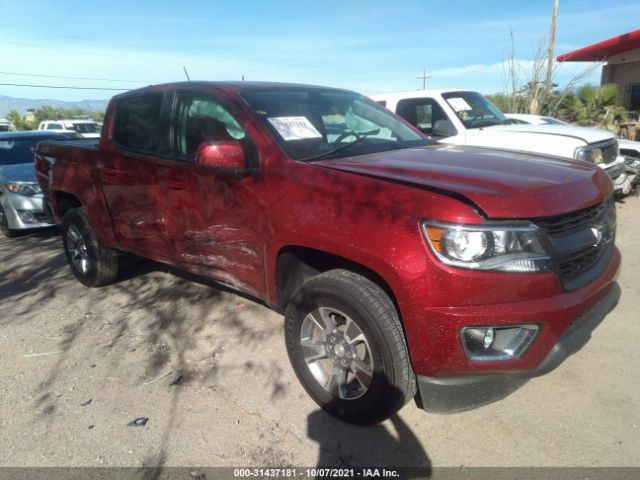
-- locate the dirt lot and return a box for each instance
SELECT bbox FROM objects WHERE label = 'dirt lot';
[0,199,639,472]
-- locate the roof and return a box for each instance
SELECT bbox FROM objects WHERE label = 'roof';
[370,89,474,102]
[557,29,640,62]
[118,80,351,98]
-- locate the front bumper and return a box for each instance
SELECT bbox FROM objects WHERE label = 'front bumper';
[415,281,621,413]
[0,191,54,230]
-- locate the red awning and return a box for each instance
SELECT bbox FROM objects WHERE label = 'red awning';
[557,29,640,62]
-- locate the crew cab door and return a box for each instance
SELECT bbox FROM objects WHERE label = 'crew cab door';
[157,89,265,295]
[99,92,172,257]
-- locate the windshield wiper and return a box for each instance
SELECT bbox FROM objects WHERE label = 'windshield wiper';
[298,132,370,163]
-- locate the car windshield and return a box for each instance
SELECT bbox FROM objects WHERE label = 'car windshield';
[71,122,99,134]
[0,139,39,165]
[442,91,510,129]
[240,87,429,161]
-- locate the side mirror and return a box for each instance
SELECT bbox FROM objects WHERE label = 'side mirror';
[433,119,457,138]
[195,141,247,173]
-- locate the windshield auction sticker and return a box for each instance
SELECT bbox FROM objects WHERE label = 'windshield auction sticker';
[267,116,322,141]
[447,97,473,112]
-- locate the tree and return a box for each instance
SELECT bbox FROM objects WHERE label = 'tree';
[2,107,105,131]
[5,110,32,131]
[558,84,627,133]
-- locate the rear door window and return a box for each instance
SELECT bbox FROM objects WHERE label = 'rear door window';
[112,93,164,153]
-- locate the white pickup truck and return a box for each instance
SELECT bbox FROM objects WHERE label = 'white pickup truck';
[373,90,629,194]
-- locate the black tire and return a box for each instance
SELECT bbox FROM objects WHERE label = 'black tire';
[0,205,17,238]
[285,269,416,424]
[62,208,118,287]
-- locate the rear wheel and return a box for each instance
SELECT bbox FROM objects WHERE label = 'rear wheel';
[62,208,118,287]
[285,269,416,424]
[0,205,17,238]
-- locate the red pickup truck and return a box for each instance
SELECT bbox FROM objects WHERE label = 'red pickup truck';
[35,82,620,423]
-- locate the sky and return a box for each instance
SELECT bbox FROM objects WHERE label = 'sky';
[0,0,639,102]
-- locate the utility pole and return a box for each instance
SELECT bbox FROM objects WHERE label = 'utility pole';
[417,68,431,90]
[545,0,559,92]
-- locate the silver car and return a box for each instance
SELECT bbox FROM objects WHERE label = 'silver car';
[0,131,79,237]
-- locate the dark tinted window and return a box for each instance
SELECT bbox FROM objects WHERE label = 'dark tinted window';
[112,93,164,153]
[0,136,73,164]
[396,98,451,136]
[47,124,62,130]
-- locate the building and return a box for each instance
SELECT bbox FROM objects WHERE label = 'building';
[557,29,640,112]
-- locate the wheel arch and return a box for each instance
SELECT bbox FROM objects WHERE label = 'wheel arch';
[274,245,401,315]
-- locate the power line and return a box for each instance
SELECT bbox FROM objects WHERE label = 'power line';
[0,82,129,91]
[0,70,158,84]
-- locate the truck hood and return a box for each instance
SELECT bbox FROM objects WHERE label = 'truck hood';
[313,144,612,219]
[0,162,37,183]
[484,124,613,144]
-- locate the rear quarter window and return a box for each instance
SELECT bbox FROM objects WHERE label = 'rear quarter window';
[112,93,164,153]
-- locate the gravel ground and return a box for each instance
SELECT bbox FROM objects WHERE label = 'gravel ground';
[0,200,638,473]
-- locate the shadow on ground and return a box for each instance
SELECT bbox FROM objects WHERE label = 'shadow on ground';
[308,409,431,477]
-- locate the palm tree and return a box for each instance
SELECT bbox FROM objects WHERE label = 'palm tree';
[559,84,627,133]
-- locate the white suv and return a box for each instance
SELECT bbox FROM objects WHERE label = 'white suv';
[38,120,100,138]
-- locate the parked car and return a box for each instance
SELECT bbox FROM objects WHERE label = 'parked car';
[373,90,629,194]
[38,120,101,139]
[0,118,16,132]
[0,131,80,237]
[504,113,640,195]
[36,82,620,423]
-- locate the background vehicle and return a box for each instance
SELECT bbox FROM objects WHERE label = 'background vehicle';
[373,90,629,194]
[504,113,640,195]
[0,118,16,132]
[36,82,620,423]
[0,131,79,237]
[38,120,101,138]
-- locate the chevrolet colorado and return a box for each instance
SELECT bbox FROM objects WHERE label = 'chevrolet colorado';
[35,82,620,423]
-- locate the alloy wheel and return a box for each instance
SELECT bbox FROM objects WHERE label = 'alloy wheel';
[300,307,374,400]
[66,225,89,274]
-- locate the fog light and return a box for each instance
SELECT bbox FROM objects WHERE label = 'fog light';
[461,325,539,362]
[17,210,36,223]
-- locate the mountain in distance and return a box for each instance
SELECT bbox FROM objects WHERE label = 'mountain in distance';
[0,95,108,117]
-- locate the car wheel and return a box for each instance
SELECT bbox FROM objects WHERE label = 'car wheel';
[62,208,118,287]
[0,205,17,238]
[285,269,416,424]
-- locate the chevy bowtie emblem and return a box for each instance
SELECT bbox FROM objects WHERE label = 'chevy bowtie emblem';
[590,224,605,247]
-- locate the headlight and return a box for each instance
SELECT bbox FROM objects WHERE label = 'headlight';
[4,182,41,196]
[422,222,552,273]
[575,146,604,164]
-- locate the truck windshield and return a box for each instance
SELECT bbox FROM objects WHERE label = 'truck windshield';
[240,87,429,161]
[442,91,510,129]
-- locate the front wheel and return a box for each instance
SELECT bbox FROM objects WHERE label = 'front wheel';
[62,208,118,287]
[0,205,17,238]
[285,269,416,424]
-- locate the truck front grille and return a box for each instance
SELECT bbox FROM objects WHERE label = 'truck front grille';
[535,201,609,237]
[534,197,616,291]
[557,245,604,285]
